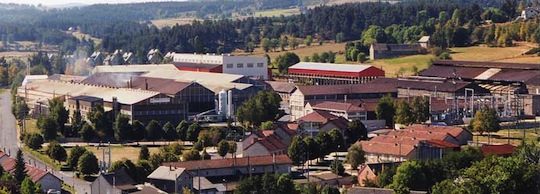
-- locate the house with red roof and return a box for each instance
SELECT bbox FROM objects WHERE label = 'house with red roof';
[297,110,350,136]
[242,122,297,157]
[359,124,467,163]
[0,157,62,193]
[481,144,516,157]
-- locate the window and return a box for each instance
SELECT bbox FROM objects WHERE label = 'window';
[226,64,233,68]
[257,63,264,67]
[237,63,243,68]
[247,63,254,68]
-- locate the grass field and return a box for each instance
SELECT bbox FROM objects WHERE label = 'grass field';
[473,128,540,146]
[21,146,62,170]
[370,54,436,77]
[151,17,199,29]
[0,51,35,58]
[235,41,347,63]
[69,31,102,46]
[23,119,40,135]
[255,8,300,17]
[73,146,162,162]
[450,45,530,62]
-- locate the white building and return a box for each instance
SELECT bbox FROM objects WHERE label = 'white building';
[173,53,268,80]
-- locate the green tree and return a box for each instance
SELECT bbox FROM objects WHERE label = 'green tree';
[344,120,368,145]
[71,109,83,133]
[146,120,163,142]
[236,91,281,127]
[39,116,58,141]
[328,128,344,151]
[14,150,26,184]
[303,136,319,161]
[357,52,368,63]
[304,35,313,46]
[176,120,189,141]
[289,38,299,49]
[139,145,150,160]
[48,97,69,135]
[132,120,146,141]
[217,140,229,158]
[114,114,132,141]
[163,122,177,141]
[394,100,413,125]
[378,166,397,188]
[390,161,427,192]
[79,123,96,142]
[276,174,297,194]
[330,160,345,175]
[68,145,88,170]
[361,25,387,46]
[274,52,300,74]
[182,150,201,161]
[271,38,279,52]
[20,177,37,194]
[376,95,395,127]
[470,107,500,136]
[87,105,112,137]
[78,152,99,176]
[186,123,201,141]
[14,100,29,121]
[411,96,430,123]
[288,136,306,166]
[280,36,288,51]
[316,131,332,158]
[24,133,44,150]
[228,141,237,157]
[346,144,365,170]
[47,142,67,163]
[260,121,274,130]
[321,186,340,194]
[262,38,271,52]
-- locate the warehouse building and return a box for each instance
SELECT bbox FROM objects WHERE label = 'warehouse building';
[172,53,269,80]
[287,62,385,85]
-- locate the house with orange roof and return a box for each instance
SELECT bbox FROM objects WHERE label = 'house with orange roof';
[0,157,62,193]
[297,110,350,136]
[242,122,297,157]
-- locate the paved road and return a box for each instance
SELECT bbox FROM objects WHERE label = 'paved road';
[0,90,91,194]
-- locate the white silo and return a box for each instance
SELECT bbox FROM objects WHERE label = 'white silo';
[218,90,228,116]
[227,90,233,118]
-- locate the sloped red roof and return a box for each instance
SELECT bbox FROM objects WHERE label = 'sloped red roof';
[0,157,57,183]
[481,144,515,156]
[244,134,288,152]
[424,139,459,148]
[0,151,6,158]
[359,141,416,157]
[164,155,292,171]
[0,158,16,172]
[312,101,365,113]
[406,124,468,139]
[298,110,340,123]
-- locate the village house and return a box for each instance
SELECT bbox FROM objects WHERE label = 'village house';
[1,157,62,193]
[297,110,349,136]
[242,123,296,157]
[265,81,297,103]
[357,162,401,186]
[91,168,138,194]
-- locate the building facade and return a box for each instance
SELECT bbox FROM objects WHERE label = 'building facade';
[173,53,268,80]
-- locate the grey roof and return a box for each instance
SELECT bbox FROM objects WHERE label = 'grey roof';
[289,62,372,73]
[147,166,186,181]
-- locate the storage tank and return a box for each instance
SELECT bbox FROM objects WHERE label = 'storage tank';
[218,90,228,116]
[227,90,233,118]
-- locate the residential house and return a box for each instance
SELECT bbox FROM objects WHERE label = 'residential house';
[417,36,430,49]
[91,168,138,194]
[147,166,192,193]
[518,7,540,20]
[192,176,227,194]
[297,110,349,136]
[265,81,296,103]
[305,101,367,121]
[1,157,62,193]
[357,162,401,186]
[242,123,297,157]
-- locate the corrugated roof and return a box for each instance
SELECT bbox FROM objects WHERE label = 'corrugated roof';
[163,155,292,171]
[311,101,365,113]
[82,72,145,88]
[296,82,397,96]
[23,79,160,105]
[265,81,296,93]
[289,62,372,73]
[130,77,192,95]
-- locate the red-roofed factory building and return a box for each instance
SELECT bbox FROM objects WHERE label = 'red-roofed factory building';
[287,62,385,85]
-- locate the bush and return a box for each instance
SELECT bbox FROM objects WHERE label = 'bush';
[24,133,44,150]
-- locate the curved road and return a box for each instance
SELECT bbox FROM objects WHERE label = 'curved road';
[0,90,90,194]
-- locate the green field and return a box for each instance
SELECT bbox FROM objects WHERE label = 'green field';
[473,128,540,146]
[255,8,300,17]
[371,54,436,77]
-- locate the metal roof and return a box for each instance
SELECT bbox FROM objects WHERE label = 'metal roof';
[289,62,372,73]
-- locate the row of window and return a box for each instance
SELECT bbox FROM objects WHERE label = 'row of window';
[226,63,264,68]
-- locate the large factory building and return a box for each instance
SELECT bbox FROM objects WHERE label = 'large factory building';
[287,62,385,85]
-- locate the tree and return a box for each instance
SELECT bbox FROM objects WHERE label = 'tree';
[163,122,177,141]
[39,116,58,141]
[357,52,368,63]
[87,105,112,137]
[346,144,365,170]
[182,150,201,161]
[78,152,99,176]
[14,100,29,121]
[217,140,229,158]
[71,109,83,133]
[68,146,88,170]
[321,186,340,194]
[280,36,288,51]
[470,107,500,136]
[271,38,279,52]
[335,32,344,43]
[303,136,319,161]
[344,120,367,145]
[262,38,271,52]
[274,52,300,74]
[288,136,306,165]
[48,97,69,135]
[139,145,150,160]
[14,150,26,184]
[132,120,146,141]
[236,91,281,127]
[390,161,427,192]
[361,25,386,46]
[186,123,201,141]
[114,114,132,141]
[316,132,332,158]
[304,35,313,46]
[24,133,44,150]
[20,177,37,194]
[201,149,211,160]
[330,160,345,175]
[79,123,96,142]
[47,142,67,163]
[376,95,395,127]
[276,174,297,194]
[228,141,237,157]
[394,100,413,125]
[328,129,344,151]
[260,121,274,130]
[146,120,163,142]
[289,38,299,49]
[176,120,189,141]
[411,96,430,123]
